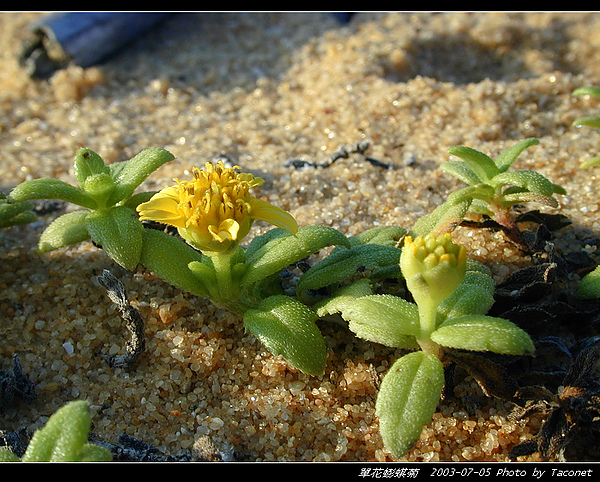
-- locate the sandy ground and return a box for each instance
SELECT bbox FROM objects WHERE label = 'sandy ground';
[2,12,600,462]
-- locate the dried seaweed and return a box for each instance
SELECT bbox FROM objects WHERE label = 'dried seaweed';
[515,210,572,232]
[97,270,145,371]
[495,262,558,303]
[0,427,29,458]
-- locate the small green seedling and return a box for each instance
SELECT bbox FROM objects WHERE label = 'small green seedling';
[0,400,112,462]
[573,86,600,168]
[316,234,534,458]
[8,147,175,270]
[412,139,566,246]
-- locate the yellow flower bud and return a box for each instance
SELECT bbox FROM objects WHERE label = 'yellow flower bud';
[137,162,297,256]
[401,234,467,311]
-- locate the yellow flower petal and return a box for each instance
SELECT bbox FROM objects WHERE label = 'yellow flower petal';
[210,218,240,242]
[137,191,186,228]
[251,198,298,235]
[140,209,185,226]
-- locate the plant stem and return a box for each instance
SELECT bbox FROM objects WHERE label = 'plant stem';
[211,253,234,297]
[417,301,443,359]
[490,202,525,247]
[418,300,438,338]
[417,337,442,359]
[209,253,248,313]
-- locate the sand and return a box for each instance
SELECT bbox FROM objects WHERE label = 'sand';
[2,11,600,462]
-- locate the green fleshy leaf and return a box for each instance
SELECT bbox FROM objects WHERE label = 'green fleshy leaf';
[342,294,420,348]
[494,138,539,173]
[82,172,116,209]
[0,199,36,228]
[0,447,21,461]
[73,148,109,185]
[107,147,175,206]
[575,265,600,299]
[77,444,113,462]
[500,192,559,209]
[244,273,286,307]
[38,210,91,253]
[0,198,33,219]
[431,314,535,355]
[296,243,401,302]
[85,206,144,270]
[573,86,600,99]
[573,115,600,129]
[376,351,445,459]
[410,187,475,237]
[440,160,482,185]
[468,198,494,216]
[491,170,561,198]
[21,400,111,462]
[244,226,287,259]
[241,226,350,288]
[314,278,374,317]
[9,178,97,210]
[464,258,495,277]
[188,260,218,299]
[447,146,499,183]
[121,191,157,209]
[347,225,406,247]
[140,228,208,297]
[437,263,495,320]
[243,295,327,376]
[343,297,420,349]
[0,210,37,228]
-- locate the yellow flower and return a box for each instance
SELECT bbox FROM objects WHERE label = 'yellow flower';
[137,162,298,255]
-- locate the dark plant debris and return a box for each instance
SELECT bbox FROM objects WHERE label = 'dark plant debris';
[439,209,600,461]
[0,354,36,413]
[284,141,391,170]
[444,349,522,403]
[96,270,145,371]
[460,210,572,253]
[0,427,29,458]
[92,432,237,462]
[509,337,600,461]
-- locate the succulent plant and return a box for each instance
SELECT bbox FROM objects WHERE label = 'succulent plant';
[412,139,566,247]
[316,234,534,458]
[0,400,112,462]
[9,147,174,270]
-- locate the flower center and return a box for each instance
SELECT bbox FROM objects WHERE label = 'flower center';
[175,163,262,235]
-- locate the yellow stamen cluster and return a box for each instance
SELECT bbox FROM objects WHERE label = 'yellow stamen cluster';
[137,161,297,255]
[410,234,466,270]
